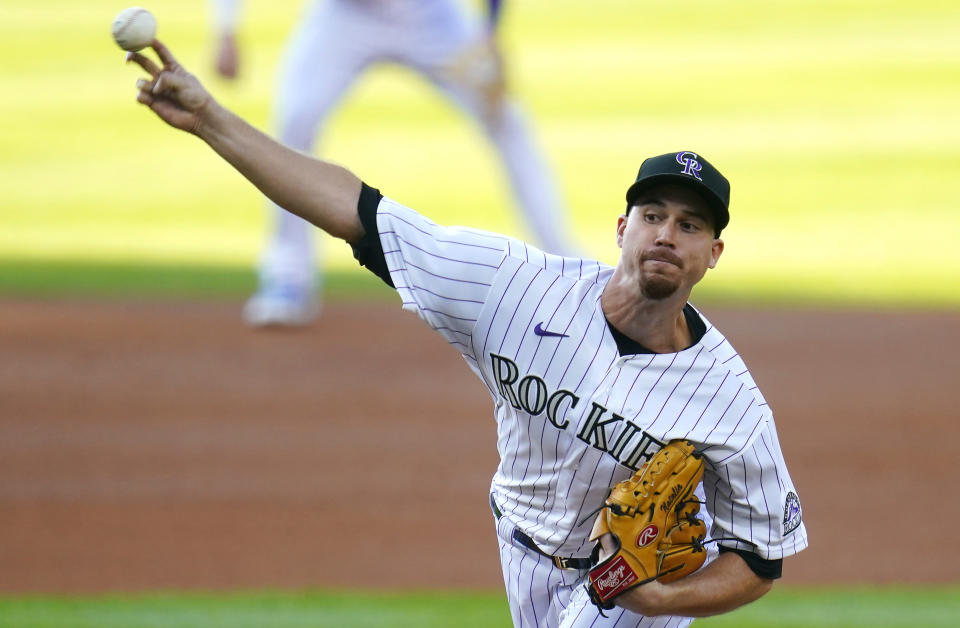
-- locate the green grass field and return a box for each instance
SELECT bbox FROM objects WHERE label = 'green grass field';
[1,587,958,628]
[1,1,958,625]
[1,0,959,306]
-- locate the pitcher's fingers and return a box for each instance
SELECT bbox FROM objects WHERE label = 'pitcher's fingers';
[136,77,157,94]
[126,51,160,77]
[136,89,155,106]
[150,39,178,67]
[135,77,156,103]
[151,72,177,95]
[151,70,191,96]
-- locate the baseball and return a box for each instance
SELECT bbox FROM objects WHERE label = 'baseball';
[111,7,157,52]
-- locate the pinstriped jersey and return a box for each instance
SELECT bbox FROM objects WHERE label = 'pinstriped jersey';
[376,195,807,562]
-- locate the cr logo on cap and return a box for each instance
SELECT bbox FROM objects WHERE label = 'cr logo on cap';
[676,152,703,181]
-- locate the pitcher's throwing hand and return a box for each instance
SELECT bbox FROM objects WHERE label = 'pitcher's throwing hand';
[128,40,212,134]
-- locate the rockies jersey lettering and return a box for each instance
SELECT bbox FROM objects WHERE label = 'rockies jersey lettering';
[491,352,664,469]
[370,193,807,626]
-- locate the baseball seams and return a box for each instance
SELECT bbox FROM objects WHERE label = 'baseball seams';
[112,8,154,51]
[116,8,147,28]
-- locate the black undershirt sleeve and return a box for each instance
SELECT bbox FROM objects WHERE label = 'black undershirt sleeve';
[349,183,394,288]
[719,546,783,580]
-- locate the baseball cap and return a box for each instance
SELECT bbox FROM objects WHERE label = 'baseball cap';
[625,151,730,237]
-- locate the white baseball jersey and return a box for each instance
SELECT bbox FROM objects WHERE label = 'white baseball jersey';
[360,190,808,627]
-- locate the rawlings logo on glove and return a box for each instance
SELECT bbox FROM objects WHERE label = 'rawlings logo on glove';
[586,440,708,610]
[636,524,659,546]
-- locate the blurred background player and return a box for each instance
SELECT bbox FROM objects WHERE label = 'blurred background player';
[210,0,577,327]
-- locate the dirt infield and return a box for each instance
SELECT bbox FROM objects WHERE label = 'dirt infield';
[1,299,957,593]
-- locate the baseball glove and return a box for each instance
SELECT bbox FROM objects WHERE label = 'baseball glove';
[586,440,708,610]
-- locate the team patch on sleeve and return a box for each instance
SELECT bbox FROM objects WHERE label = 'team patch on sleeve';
[782,491,802,535]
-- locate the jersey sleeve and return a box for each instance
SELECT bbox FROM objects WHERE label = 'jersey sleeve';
[702,420,808,560]
[375,195,511,356]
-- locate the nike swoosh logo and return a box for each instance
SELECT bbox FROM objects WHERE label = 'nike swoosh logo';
[534,322,569,338]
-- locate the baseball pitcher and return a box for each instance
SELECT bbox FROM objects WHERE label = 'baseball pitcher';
[125,40,807,627]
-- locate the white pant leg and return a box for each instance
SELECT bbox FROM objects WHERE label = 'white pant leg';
[465,97,575,256]
[257,0,375,295]
[494,522,693,628]
[389,1,576,256]
[557,582,695,628]
[495,514,584,628]
[557,490,713,628]
[493,494,705,628]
